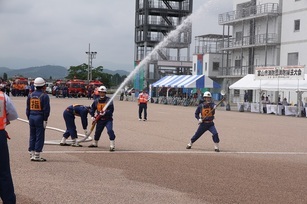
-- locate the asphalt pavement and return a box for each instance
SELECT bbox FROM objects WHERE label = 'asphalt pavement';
[6,95,307,204]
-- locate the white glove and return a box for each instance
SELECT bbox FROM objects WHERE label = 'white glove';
[91,117,95,121]
[99,111,106,116]
[43,121,47,128]
[198,118,203,124]
[84,129,89,136]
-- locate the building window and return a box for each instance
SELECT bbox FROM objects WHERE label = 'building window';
[234,89,240,97]
[287,52,299,65]
[235,59,241,67]
[213,62,219,71]
[205,62,207,71]
[294,20,300,31]
[235,32,242,42]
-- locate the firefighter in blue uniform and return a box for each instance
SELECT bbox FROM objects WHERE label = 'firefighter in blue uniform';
[0,85,18,204]
[60,105,91,147]
[186,91,220,152]
[26,77,50,161]
[88,86,116,151]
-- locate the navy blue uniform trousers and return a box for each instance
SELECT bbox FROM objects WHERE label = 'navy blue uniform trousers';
[190,122,220,143]
[94,120,116,141]
[0,130,16,204]
[28,114,45,152]
[138,103,147,119]
[63,110,77,139]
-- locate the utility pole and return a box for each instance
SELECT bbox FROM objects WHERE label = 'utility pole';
[85,43,97,82]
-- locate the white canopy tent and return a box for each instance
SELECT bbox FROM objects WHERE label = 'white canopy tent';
[229,74,307,116]
[229,74,307,91]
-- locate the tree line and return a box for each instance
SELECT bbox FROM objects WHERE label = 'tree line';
[1,63,131,88]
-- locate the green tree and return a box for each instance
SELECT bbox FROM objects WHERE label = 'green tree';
[66,63,88,80]
[2,73,8,81]
[66,64,114,87]
[112,73,121,86]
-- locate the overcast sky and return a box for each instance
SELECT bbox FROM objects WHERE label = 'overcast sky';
[0,0,232,71]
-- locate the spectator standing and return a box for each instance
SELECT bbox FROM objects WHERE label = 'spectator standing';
[262,96,270,114]
[137,88,149,121]
[244,90,248,102]
[281,98,288,115]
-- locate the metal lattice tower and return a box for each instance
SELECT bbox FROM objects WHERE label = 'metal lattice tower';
[134,0,193,90]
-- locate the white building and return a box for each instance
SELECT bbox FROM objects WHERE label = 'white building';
[280,0,307,67]
[193,0,307,105]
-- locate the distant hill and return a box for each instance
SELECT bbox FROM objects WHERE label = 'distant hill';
[103,69,130,76]
[0,65,68,79]
[0,65,130,79]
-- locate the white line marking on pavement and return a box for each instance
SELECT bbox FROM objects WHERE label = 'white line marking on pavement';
[43,150,307,155]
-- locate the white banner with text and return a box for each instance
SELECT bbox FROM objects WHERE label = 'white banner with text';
[255,65,305,80]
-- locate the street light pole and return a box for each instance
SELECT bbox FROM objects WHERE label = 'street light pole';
[85,43,97,82]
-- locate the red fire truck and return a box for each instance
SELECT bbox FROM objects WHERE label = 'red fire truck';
[66,79,86,97]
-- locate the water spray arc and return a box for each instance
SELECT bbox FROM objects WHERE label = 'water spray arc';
[102,0,216,112]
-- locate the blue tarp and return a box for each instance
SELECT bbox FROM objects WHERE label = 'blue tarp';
[151,75,221,89]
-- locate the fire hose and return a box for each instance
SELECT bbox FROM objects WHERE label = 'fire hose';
[17,118,93,145]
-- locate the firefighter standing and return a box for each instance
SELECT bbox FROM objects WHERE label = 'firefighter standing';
[186,91,220,152]
[88,86,116,151]
[26,77,50,161]
[137,88,149,121]
[60,105,91,147]
[0,86,18,204]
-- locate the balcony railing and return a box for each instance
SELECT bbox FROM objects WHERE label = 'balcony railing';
[218,33,279,50]
[218,64,275,77]
[219,66,251,76]
[219,3,279,24]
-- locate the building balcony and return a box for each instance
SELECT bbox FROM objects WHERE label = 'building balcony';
[219,33,280,51]
[217,64,275,77]
[218,3,280,25]
[218,65,251,77]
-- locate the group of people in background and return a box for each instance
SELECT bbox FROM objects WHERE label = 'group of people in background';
[261,93,306,116]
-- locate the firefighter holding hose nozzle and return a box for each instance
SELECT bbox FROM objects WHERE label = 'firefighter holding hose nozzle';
[186,91,221,152]
[88,86,116,151]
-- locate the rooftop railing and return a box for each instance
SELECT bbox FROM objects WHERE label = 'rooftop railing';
[219,3,280,24]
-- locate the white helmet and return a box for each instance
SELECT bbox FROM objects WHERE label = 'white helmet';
[98,85,107,93]
[34,77,46,87]
[203,91,212,98]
